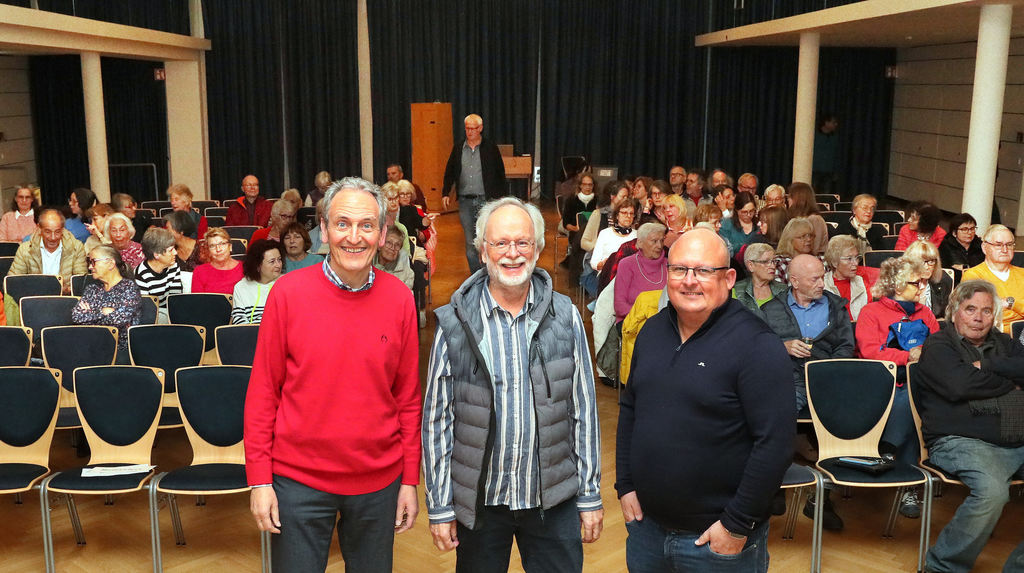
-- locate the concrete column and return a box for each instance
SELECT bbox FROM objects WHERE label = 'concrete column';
[357,0,373,179]
[165,60,210,199]
[962,4,1012,232]
[792,32,819,184]
[80,51,111,202]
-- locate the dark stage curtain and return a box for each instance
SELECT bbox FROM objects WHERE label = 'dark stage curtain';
[29,56,89,206]
[0,0,190,34]
[277,0,361,195]
[366,0,541,184]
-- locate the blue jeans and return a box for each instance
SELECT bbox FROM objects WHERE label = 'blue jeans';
[455,498,583,573]
[881,384,919,466]
[926,436,1024,572]
[458,195,485,274]
[625,516,769,572]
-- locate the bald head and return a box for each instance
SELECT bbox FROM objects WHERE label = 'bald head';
[666,228,735,330]
[789,254,825,304]
[38,208,66,253]
[668,228,729,268]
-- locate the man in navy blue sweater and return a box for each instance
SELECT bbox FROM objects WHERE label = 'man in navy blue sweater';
[616,228,795,572]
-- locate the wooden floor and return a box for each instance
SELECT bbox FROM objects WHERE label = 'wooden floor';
[3,200,1023,572]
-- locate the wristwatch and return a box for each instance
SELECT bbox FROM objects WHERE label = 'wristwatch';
[1007,297,1015,309]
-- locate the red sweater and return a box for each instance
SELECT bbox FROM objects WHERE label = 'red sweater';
[244,265,422,494]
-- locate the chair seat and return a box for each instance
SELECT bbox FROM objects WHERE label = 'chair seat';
[47,464,154,492]
[0,463,48,492]
[781,464,817,488]
[56,407,81,429]
[818,458,926,486]
[158,464,248,493]
[159,406,182,427]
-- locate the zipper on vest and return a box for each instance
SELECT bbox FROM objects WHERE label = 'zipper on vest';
[535,338,552,399]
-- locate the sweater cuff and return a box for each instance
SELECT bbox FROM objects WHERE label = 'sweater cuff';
[246,462,273,488]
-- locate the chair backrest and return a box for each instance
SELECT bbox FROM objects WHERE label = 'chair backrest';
[4,274,62,303]
[176,365,251,464]
[0,326,33,366]
[835,201,853,211]
[192,200,220,211]
[864,250,902,268]
[0,366,61,468]
[230,238,248,255]
[20,296,79,345]
[0,241,20,257]
[224,226,260,242]
[1013,251,1024,267]
[0,256,13,293]
[1012,321,1023,340]
[215,324,260,366]
[893,221,909,234]
[817,202,832,212]
[821,211,852,225]
[805,358,897,459]
[870,222,890,235]
[139,295,159,325]
[205,206,229,217]
[296,206,316,227]
[206,216,226,228]
[904,361,930,464]
[151,216,164,228]
[167,293,233,351]
[873,210,905,226]
[70,274,87,296]
[41,325,119,392]
[815,194,840,205]
[73,365,164,465]
[141,200,171,212]
[128,324,206,393]
[880,235,899,250]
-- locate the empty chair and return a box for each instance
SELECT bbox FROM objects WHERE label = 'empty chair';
[206,215,226,228]
[167,293,233,353]
[0,366,61,496]
[821,211,852,225]
[863,250,902,268]
[40,365,164,573]
[0,326,33,366]
[873,210,905,227]
[192,200,219,211]
[870,222,889,235]
[223,226,260,242]
[893,221,909,235]
[815,194,840,206]
[40,325,118,429]
[141,200,171,212]
[5,275,62,306]
[231,238,248,256]
[0,241,19,256]
[880,235,899,250]
[205,206,229,218]
[149,365,269,572]
[215,324,260,366]
[835,201,853,211]
[128,324,206,428]
[1013,251,1024,267]
[20,296,79,347]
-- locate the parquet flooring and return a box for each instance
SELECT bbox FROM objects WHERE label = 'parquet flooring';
[2,199,1022,572]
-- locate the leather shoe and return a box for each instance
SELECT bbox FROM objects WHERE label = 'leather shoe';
[803,492,844,531]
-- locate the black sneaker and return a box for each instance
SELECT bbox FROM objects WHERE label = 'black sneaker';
[803,492,844,531]
[899,489,921,519]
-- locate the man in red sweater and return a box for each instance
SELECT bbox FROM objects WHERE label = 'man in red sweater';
[226,174,272,227]
[244,176,421,572]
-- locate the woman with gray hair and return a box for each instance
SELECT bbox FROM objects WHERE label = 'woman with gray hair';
[904,239,953,319]
[134,227,183,323]
[732,243,786,313]
[105,212,144,269]
[613,222,666,321]
[823,234,878,320]
[73,244,143,361]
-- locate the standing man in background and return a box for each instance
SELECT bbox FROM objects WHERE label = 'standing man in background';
[441,113,507,273]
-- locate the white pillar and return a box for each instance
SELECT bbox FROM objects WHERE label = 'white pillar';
[166,60,210,199]
[792,32,819,184]
[80,51,110,202]
[962,4,1012,232]
[357,0,373,180]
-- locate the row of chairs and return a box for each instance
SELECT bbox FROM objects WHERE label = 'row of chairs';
[0,364,268,573]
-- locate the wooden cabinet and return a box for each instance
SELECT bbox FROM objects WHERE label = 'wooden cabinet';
[410,103,453,212]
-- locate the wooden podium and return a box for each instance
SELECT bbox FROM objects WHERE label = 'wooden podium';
[410,103,452,212]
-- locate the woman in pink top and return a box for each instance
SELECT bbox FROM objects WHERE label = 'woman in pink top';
[191,227,244,294]
[0,186,38,242]
[895,202,946,250]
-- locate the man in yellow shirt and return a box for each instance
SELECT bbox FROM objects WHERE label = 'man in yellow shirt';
[963,224,1024,332]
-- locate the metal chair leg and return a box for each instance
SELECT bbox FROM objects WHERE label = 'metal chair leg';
[261,529,272,573]
[168,493,186,545]
[40,476,56,573]
[14,492,22,504]
[883,487,902,538]
[783,486,803,540]
[918,475,934,573]
[65,493,86,545]
[195,494,206,506]
[104,494,115,505]
[150,474,165,573]
[810,471,824,573]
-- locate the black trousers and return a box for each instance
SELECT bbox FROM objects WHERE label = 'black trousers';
[455,498,583,573]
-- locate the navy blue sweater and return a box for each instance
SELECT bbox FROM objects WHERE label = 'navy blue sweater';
[616,298,795,535]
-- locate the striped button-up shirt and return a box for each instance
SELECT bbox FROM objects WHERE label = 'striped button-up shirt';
[423,281,601,522]
[321,257,374,292]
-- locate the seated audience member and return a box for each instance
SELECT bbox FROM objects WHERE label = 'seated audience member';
[835,193,885,251]
[580,180,630,253]
[619,287,667,385]
[66,187,97,243]
[787,182,828,255]
[384,163,427,208]
[165,210,207,273]
[249,199,297,245]
[756,205,790,249]
[904,240,953,320]
[587,199,637,296]
[73,244,143,361]
[660,194,692,249]
[761,183,786,211]
[83,203,114,252]
[681,169,711,217]
[225,174,272,227]
[104,212,144,269]
[168,183,208,239]
[823,234,878,321]
[761,254,854,531]
[856,256,941,518]
[693,203,723,233]
[0,185,38,241]
[191,227,243,294]
[648,179,672,224]
[134,227,183,323]
[306,199,328,255]
[560,172,597,282]
[963,224,1024,331]
[231,239,282,324]
[773,217,816,283]
[917,280,1024,573]
[111,192,152,241]
[5,208,87,323]
[281,222,322,273]
[396,179,432,244]
[737,171,758,197]
[939,212,984,270]
[711,183,736,219]
[632,176,654,221]
[732,243,786,313]
[373,227,414,290]
[379,183,411,254]
[719,190,758,251]
[896,201,946,250]
[305,170,331,207]
[279,188,303,213]
[668,166,687,195]
[614,222,667,321]
[709,167,732,188]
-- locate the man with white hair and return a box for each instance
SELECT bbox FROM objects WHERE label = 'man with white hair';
[441,113,507,273]
[963,224,1024,331]
[423,197,602,571]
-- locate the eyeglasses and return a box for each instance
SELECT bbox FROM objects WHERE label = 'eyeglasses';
[906,278,929,288]
[667,265,729,281]
[208,241,230,251]
[87,257,112,267]
[838,256,859,264]
[985,241,1016,251]
[957,226,976,233]
[483,239,535,253]
[750,258,776,266]
[383,241,403,250]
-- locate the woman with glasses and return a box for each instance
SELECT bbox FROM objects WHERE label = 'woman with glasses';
[373,226,414,290]
[938,212,984,270]
[0,185,39,242]
[249,199,297,246]
[281,222,323,274]
[835,193,885,251]
[231,239,283,324]
[719,191,759,253]
[191,227,243,294]
[904,240,952,319]
[823,235,878,321]
[963,224,1024,330]
[613,222,667,322]
[732,242,786,313]
[72,244,143,362]
[786,182,828,255]
[165,210,207,272]
[773,217,818,283]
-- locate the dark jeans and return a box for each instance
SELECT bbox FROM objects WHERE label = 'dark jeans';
[458,195,485,274]
[455,498,583,573]
[625,517,769,573]
[271,474,400,573]
[880,383,919,466]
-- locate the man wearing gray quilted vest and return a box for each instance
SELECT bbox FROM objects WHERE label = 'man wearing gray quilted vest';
[423,197,603,571]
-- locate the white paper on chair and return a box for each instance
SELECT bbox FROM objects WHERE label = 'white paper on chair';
[81,464,155,477]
